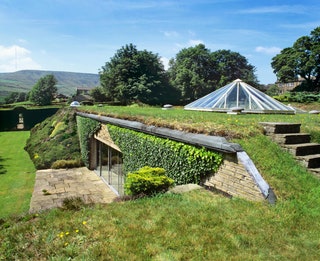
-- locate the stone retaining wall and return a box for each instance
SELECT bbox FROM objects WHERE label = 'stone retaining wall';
[204,154,266,201]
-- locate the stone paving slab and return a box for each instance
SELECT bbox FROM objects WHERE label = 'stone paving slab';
[30,167,118,213]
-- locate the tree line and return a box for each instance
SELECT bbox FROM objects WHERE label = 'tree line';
[98,43,258,105]
[5,26,320,106]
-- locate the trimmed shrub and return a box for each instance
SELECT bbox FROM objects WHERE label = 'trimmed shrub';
[51,159,82,169]
[125,166,174,196]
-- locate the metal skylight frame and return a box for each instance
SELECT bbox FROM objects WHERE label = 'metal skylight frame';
[184,79,295,114]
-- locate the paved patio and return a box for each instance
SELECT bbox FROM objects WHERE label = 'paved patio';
[29,167,118,213]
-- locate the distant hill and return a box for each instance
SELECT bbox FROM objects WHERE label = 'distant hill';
[0,70,100,99]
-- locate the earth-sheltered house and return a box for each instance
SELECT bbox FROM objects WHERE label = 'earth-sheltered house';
[76,112,276,204]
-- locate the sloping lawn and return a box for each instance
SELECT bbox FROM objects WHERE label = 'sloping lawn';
[2,108,320,259]
[0,131,35,218]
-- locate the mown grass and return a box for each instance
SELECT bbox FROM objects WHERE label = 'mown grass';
[80,103,320,141]
[0,131,35,218]
[2,105,320,259]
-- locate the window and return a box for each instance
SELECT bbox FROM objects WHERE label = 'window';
[95,140,124,195]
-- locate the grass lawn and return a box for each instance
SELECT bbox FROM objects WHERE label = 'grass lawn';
[2,107,320,259]
[0,131,35,218]
[79,103,320,141]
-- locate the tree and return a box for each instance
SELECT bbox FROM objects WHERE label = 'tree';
[271,26,320,91]
[168,44,218,102]
[100,43,178,105]
[4,92,27,104]
[29,74,57,105]
[265,84,281,96]
[212,49,258,87]
[90,87,108,102]
[168,44,258,103]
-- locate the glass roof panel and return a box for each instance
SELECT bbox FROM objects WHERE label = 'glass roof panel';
[184,79,295,114]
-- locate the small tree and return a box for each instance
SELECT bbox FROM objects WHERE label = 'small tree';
[29,74,57,105]
[266,84,281,96]
[89,87,108,102]
[4,92,27,104]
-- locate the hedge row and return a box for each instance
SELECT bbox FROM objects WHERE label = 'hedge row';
[107,124,223,185]
[273,92,320,103]
[76,116,100,167]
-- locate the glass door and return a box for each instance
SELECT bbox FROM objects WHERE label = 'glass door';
[96,140,124,196]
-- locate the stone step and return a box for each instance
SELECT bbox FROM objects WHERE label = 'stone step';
[308,168,320,178]
[296,154,320,168]
[269,133,311,145]
[283,143,320,156]
[259,122,301,134]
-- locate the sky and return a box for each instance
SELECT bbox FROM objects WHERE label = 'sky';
[1,0,319,84]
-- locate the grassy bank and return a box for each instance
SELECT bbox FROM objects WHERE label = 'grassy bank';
[2,106,320,259]
[0,131,35,218]
[1,180,320,260]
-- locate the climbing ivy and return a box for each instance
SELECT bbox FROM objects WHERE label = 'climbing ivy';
[76,116,100,167]
[107,124,223,185]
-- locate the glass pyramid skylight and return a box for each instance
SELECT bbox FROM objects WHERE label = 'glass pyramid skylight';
[184,79,295,114]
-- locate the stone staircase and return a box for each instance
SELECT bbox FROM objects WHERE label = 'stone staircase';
[259,122,320,177]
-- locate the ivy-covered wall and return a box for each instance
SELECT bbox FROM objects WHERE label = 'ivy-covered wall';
[76,116,100,167]
[76,116,223,185]
[107,124,223,185]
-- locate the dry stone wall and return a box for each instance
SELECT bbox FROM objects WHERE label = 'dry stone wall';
[204,153,266,201]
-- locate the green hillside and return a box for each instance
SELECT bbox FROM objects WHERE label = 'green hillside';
[0,70,100,99]
[2,106,320,259]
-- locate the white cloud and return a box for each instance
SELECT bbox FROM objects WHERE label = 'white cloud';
[160,56,170,70]
[174,39,205,51]
[162,31,179,38]
[0,45,41,72]
[238,5,307,14]
[188,39,204,46]
[18,39,28,44]
[188,30,196,37]
[255,46,281,55]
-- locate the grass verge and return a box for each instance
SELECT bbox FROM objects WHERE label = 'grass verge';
[0,131,35,218]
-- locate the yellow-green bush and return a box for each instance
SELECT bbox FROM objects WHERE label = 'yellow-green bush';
[51,159,83,169]
[49,121,67,138]
[125,166,174,196]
